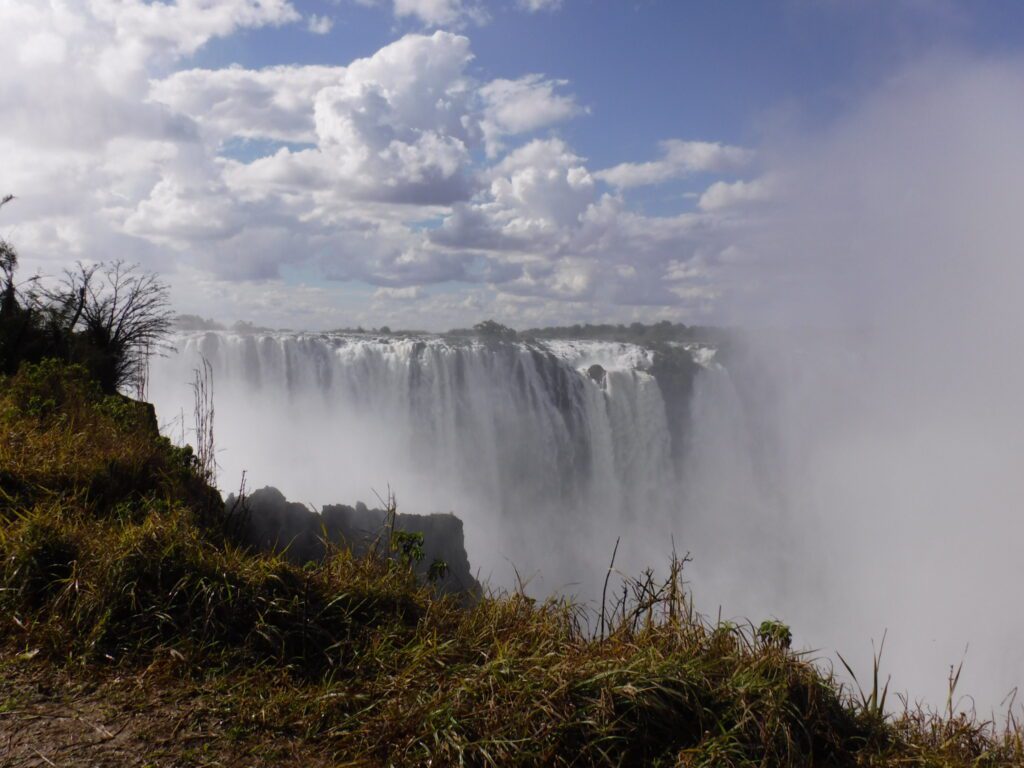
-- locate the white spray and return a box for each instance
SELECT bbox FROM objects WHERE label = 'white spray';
[684,54,1024,710]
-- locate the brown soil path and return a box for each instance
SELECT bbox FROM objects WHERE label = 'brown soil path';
[0,659,340,768]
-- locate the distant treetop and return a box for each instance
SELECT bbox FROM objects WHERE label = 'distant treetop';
[472,320,518,341]
[174,314,225,331]
[442,319,725,345]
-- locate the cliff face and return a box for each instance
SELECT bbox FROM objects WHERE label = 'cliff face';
[226,486,479,596]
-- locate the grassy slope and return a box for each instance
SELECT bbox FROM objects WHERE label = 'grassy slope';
[0,361,1021,767]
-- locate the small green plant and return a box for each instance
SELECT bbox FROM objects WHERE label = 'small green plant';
[96,392,141,428]
[165,441,200,472]
[838,631,891,724]
[757,619,793,649]
[391,529,425,569]
[8,359,98,418]
[427,558,449,583]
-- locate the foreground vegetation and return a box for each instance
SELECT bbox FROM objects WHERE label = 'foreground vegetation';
[1,361,1022,766]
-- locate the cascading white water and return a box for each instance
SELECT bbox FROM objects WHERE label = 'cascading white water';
[147,328,1024,707]
[149,332,715,591]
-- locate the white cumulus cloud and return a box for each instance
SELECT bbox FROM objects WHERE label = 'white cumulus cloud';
[597,139,753,188]
[151,65,345,143]
[698,177,773,211]
[2,9,746,326]
[480,75,583,155]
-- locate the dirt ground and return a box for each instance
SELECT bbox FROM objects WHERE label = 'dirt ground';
[0,657,339,768]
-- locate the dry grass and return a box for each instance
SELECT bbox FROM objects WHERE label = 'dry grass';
[1,360,1022,766]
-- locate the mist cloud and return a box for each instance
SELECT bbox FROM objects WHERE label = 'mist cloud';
[683,53,1024,710]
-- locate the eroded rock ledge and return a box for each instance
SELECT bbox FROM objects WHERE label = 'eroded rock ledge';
[225,486,480,595]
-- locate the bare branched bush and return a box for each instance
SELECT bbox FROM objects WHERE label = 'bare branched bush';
[15,260,174,393]
[1,199,174,391]
[72,261,174,393]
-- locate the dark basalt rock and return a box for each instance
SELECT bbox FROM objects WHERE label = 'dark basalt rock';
[649,345,702,469]
[586,364,606,387]
[224,486,480,596]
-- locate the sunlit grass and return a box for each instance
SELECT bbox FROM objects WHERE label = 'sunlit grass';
[1,360,1021,766]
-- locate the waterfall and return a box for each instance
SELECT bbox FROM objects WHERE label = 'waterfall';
[149,332,714,591]
[149,329,1024,706]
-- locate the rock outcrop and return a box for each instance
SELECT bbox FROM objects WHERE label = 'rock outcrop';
[224,486,479,596]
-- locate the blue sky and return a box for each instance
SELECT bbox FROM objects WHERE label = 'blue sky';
[193,1,1024,156]
[3,0,1024,330]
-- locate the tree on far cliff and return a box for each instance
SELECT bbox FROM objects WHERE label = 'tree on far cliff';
[474,319,517,341]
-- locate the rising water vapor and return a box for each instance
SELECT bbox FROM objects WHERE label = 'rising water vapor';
[693,54,1024,709]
